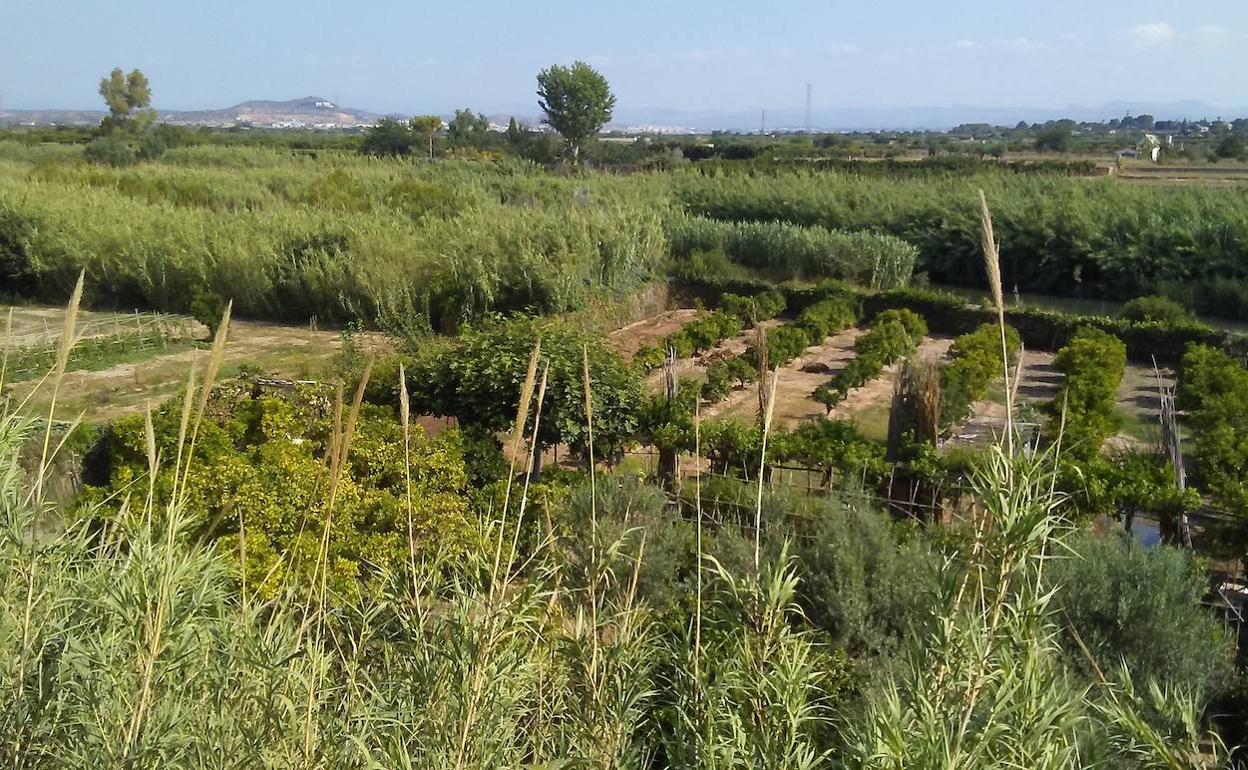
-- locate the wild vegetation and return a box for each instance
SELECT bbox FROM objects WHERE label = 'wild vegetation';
[2,63,1248,763]
[2,290,1239,767]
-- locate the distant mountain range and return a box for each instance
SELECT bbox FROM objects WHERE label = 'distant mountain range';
[610,100,1248,132]
[0,96,382,129]
[2,96,1245,132]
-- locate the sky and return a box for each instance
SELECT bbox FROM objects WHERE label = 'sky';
[3,0,1247,116]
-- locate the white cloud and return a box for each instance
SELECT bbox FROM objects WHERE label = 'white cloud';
[1124,21,1231,54]
[942,37,1040,53]
[682,48,724,62]
[1126,21,1179,49]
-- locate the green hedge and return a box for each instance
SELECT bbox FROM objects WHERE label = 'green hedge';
[1046,327,1127,459]
[1177,345,1248,515]
[940,324,1022,430]
[865,287,1247,365]
[813,309,927,412]
[667,215,918,289]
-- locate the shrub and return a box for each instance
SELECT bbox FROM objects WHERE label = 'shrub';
[406,314,644,462]
[719,289,786,325]
[794,297,859,341]
[81,387,476,599]
[1178,344,1248,514]
[82,136,136,166]
[746,323,814,369]
[1050,533,1234,698]
[1046,327,1126,458]
[940,323,1022,429]
[865,286,1240,366]
[1119,295,1194,325]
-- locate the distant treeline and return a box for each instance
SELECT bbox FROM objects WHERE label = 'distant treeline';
[675,170,1248,320]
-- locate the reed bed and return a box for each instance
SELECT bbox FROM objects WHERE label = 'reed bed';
[0,173,1234,770]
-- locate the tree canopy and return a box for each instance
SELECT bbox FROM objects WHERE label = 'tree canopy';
[406,315,644,462]
[98,67,155,134]
[360,117,416,157]
[446,109,491,149]
[410,115,443,160]
[536,61,616,164]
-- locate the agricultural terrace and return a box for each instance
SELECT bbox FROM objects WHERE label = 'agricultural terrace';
[3,137,1248,764]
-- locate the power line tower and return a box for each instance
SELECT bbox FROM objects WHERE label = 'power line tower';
[805,83,812,135]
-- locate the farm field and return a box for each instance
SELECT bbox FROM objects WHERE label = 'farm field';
[4,138,1248,767]
[2,304,390,422]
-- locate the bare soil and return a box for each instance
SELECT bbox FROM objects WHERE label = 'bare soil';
[2,306,202,348]
[7,318,393,423]
[702,333,955,440]
[949,349,1174,451]
[609,309,700,358]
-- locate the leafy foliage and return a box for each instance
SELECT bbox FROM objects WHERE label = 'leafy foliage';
[940,323,1021,429]
[1046,327,1127,458]
[814,309,927,413]
[1051,533,1234,698]
[536,61,616,163]
[668,215,919,289]
[406,315,644,460]
[1119,294,1194,325]
[1178,344,1248,514]
[81,385,476,599]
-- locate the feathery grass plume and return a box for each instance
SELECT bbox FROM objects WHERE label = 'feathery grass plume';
[509,363,549,574]
[168,361,197,503]
[177,300,231,505]
[398,363,418,585]
[979,189,1014,455]
[581,344,601,683]
[693,397,703,675]
[493,338,541,591]
[34,271,83,499]
[753,368,778,574]
[755,324,769,418]
[1010,343,1026,407]
[143,402,158,523]
[301,357,374,761]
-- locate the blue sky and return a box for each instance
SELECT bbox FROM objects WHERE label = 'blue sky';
[3,0,1246,114]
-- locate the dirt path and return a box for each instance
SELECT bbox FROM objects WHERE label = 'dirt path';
[7,319,393,423]
[2,305,201,348]
[643,320,784,391]
[950,349,1173,450]
[609,309,700,358]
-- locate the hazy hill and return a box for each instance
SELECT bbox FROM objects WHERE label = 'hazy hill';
[1,96,381,128]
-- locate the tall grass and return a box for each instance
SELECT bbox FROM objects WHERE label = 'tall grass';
[0,154,667,330]
[673,167,1248,318]
[0,261,1230,768]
